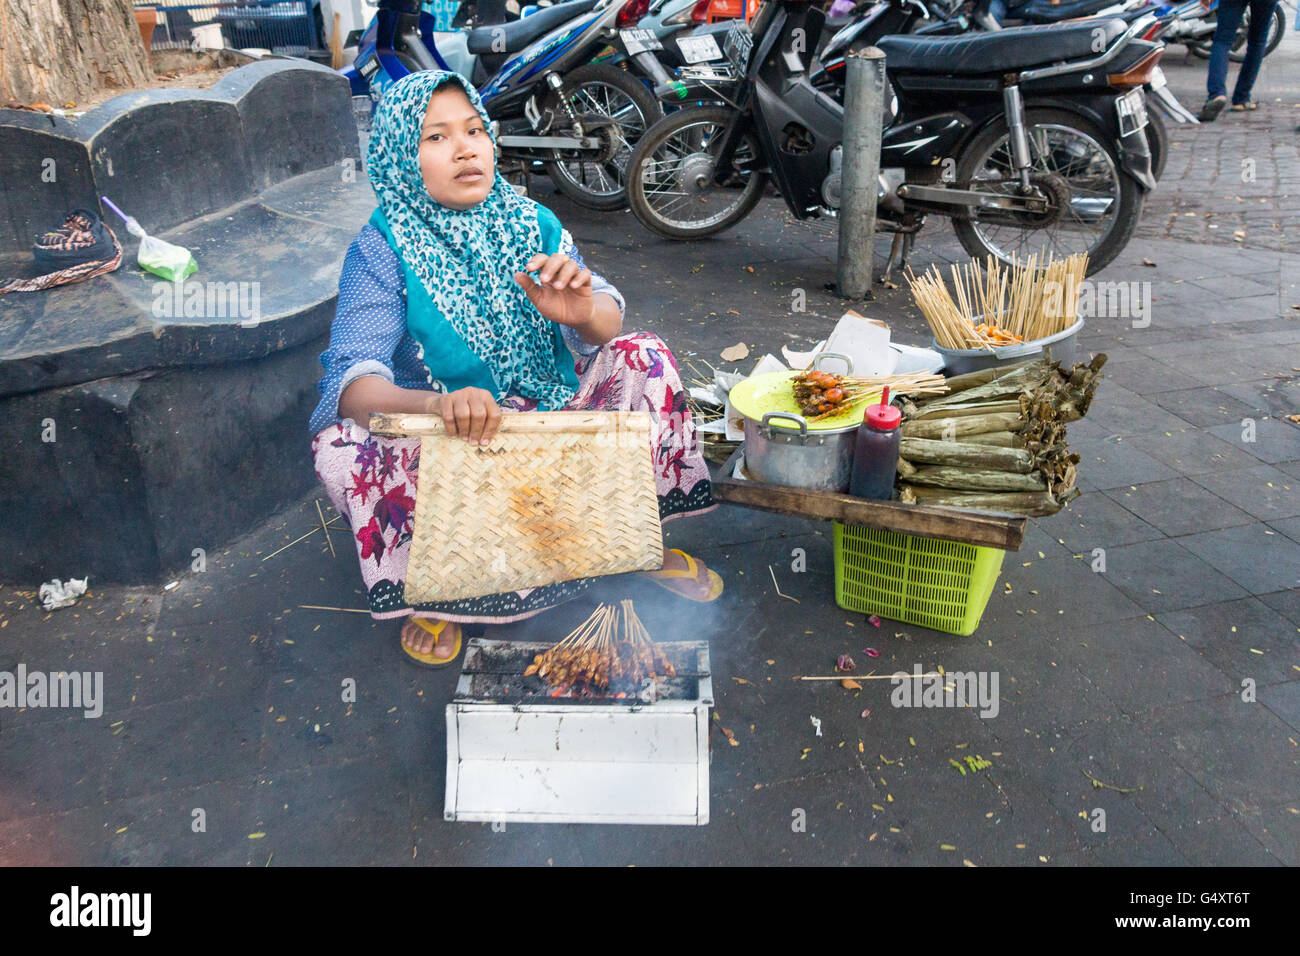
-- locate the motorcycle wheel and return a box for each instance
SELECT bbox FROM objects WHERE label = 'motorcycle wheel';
[542,64,662,212]
[951,108,1145,277]
[626,106,768,240]
[1188,6,1284,62]
[1145,106,1168,182]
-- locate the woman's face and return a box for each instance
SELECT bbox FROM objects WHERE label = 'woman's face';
[419,86,495,210]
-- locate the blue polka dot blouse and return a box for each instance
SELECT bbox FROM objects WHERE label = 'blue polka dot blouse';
[309,223,624,435]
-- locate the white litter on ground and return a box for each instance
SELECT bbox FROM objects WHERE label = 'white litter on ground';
[39,577,88,611]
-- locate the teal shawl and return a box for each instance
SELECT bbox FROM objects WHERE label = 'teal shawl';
[365,70,578,408]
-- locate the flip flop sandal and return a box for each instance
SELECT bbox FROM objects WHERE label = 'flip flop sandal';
[646,548,724,603]
[1199,95,1228,121]
[400,618,462,669]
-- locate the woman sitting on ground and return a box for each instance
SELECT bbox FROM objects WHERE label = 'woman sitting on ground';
[309,70,721,666]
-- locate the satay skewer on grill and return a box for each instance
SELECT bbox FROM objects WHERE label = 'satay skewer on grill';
[524,601,675,692]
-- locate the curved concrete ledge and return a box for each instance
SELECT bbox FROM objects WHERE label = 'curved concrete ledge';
[0,58,359,252]
[0,61,372,584]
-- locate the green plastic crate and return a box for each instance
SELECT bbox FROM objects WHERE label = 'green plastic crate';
[833,523,1005,636]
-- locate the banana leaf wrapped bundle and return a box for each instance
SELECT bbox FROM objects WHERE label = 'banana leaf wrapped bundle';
[894,354,1105,516]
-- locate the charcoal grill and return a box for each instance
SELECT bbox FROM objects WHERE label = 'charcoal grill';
[445,638,713,825]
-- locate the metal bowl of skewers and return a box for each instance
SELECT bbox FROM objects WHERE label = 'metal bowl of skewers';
[931,315,1085,376]
[908,252,1088,375]
[728,353,947,492]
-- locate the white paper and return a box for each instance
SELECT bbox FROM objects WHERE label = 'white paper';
[822,311,897,376]
[749,353,788,377]
[781,340,826,370]
[889,342,946,375]
[689,385,725,405]
[713,370,745,394]
[723,396,746,442]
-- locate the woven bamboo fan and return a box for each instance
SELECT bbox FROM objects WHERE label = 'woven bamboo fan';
[369,411,664,603]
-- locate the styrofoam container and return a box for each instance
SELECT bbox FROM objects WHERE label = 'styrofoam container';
[191,23,224,50]
[933,317,1085,375]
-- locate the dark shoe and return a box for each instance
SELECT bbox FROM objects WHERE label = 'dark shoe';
[31,209,115,268]
[1198,95,1228,122]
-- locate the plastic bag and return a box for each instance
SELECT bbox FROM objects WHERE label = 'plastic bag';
[101,196,197,281]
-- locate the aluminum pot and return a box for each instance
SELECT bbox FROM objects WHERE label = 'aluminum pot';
[741,410,860,492]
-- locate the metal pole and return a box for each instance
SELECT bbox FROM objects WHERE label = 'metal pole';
[836,47,886,300]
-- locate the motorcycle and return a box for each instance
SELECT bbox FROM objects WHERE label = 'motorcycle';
[808,0,960,113]
[963,0,1286,62]
[348,0,666,209]
[626,0,1161,276]
[592,0,750,108]
[1154,0,1287,62]
[816,0,1190,179]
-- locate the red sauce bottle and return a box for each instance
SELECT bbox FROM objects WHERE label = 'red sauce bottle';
[849,385,902,500]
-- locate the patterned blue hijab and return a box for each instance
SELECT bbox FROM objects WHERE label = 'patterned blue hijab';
[366,70,576,410]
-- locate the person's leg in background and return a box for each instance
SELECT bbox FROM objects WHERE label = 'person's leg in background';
[1231,0,1279,106]
[1201,0,1249,120]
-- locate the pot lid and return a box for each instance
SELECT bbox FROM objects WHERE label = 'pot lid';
[729,371,880,432]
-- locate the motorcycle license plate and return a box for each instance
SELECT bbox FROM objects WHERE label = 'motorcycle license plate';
[1116,87,1148,138]
[678,34,723,64]
[620,28,663,55]
[724,22,753,73]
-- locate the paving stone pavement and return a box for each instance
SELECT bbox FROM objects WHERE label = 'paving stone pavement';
[1139,26,1300,251]
[2,37,1299,866]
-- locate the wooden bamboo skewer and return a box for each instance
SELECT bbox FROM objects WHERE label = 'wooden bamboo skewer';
[794,673,944,681]
[262,515,344,561]
[910,251,1089,350]
[314,499,336,559]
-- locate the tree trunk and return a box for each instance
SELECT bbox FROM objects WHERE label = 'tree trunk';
[0,0,152,107]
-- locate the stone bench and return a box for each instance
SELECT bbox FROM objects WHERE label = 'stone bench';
[0,59,373,584]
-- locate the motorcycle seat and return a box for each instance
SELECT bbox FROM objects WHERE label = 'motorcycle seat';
[876,18,1129,75]
[465,0,599,55]
[1013,0,1121,24]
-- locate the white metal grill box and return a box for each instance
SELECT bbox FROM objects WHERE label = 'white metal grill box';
[445,638,713,825]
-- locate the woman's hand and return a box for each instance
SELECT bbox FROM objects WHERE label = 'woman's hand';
[514,252,593,328]
[431,387,502,446]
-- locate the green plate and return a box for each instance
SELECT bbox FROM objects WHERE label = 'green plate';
[729,371,880,432]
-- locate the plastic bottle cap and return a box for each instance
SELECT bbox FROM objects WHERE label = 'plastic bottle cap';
[864,385,901,430]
